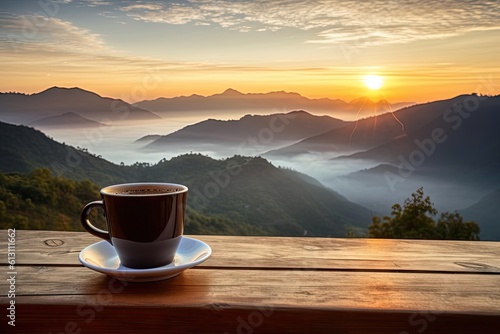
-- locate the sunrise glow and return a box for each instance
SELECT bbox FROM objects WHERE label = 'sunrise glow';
[0,1,499,103]
[363,75,384,91]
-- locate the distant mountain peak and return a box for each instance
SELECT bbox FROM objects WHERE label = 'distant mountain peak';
[37,86,102,99]
[220,89,303,98]
[221,88,243,96]
[29,112,107,128]
[41,86,86,93]
[0,86,160,124]
[269,90,301,96]
[288,110,311,116]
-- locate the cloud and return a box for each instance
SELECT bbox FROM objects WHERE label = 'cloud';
[121,3,207,25]
[77,0,114,6]
[0,12,111,54]
[118,0,500,45]
[0,10,299,74]
[88,2,114,7]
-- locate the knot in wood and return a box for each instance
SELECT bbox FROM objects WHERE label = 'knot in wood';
[44,239,65,247]
[454,261,497,271]
[208,303,231,311]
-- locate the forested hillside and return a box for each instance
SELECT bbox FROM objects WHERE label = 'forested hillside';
[0,169,266,235]
[0,121,371,236]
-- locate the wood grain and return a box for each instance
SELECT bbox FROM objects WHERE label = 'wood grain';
[3,266,500,333]
[8,301,500,334]
[2,266,500,314]
[5,301,500,334]
[1,230,499,273]
[1,230,500,333]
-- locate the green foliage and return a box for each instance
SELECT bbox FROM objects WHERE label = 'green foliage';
[0,168,101,231]
[436,211,480,240]
[185,208,266,235]
[368,187,480,240]
[0,169,267,235]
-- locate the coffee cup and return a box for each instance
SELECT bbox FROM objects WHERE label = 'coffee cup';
[80,182,188,269]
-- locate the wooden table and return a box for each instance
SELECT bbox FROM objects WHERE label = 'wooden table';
[1,230,500,333]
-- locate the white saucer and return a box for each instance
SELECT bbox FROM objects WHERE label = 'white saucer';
[79,236,211,282]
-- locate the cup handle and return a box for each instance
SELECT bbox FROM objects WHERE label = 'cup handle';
[80,201,111,243]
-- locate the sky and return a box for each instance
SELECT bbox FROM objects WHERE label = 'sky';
[1,0,500,103]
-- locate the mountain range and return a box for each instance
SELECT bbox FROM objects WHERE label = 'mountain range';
[133,92,500,239]
[0,86,498,239]
[0,87,413,128]
[135,92,500,189]
[134,88,414,120]
[264,95,478,157]
[0,87,160,126]
[0,120,371,237]
[141,110,347,154]
[335,94,500,187]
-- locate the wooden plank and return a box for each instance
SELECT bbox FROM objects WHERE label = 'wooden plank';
[2,266,500,333]
[1,230,500,333]
[1,230,500,273]
[5,301,500,334]
[2,266,500,314]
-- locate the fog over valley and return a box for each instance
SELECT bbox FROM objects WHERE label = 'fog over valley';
[1,87,499,239]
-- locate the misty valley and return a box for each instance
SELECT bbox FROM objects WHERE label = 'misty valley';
[1,87,499,240]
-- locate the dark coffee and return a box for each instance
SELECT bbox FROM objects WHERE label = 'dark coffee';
[80,182,188,269]
[104,185,185,196]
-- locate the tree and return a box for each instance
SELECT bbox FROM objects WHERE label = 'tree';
[436,211,480,240]
[368,187,480,240]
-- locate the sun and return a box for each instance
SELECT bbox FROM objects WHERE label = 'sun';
[363,75,383,90]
